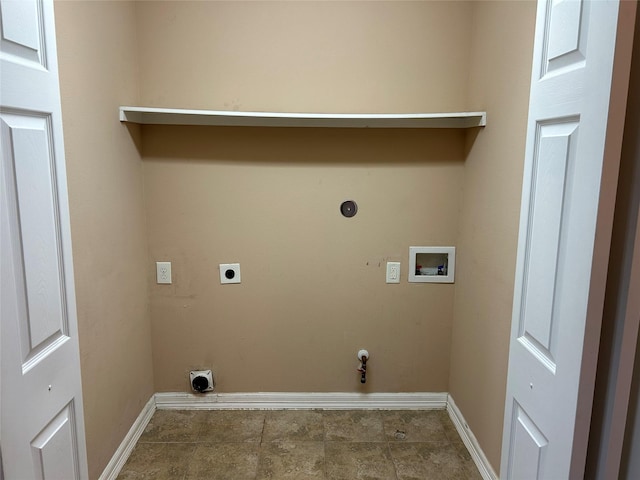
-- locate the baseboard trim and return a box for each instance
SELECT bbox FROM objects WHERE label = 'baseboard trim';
[154,391,449,410]
[447,395,498,480]
[98,395,156,480]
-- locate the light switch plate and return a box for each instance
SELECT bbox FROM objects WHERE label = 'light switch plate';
[386,262,400,283]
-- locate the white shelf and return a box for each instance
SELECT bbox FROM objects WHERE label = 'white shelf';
[119,106,486,129]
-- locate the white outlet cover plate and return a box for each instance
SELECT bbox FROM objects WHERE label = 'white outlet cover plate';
[219,263,241,284]
[156,261,172,284]
[386,262,401,283]
[190,370,215,392]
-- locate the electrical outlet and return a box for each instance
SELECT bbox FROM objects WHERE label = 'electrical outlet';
[190,370,215,392]
[386,262,400,283]
[156,261,172,284]
[219,263,241,284]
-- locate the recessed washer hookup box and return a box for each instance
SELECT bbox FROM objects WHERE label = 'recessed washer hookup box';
[408,246,456,283]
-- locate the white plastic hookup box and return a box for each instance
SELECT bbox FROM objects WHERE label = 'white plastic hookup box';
[408,246,456,283]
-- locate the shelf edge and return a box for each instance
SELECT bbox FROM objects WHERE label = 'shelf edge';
[119,106,487,129]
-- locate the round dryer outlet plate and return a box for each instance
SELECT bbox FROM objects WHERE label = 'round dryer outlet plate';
[340,200,358,218]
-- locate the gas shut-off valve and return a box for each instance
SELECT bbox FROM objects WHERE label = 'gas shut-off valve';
[357,349,369,384]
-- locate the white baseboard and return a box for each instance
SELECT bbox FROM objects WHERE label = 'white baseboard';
[98,395,156,480]
[154,391,448,410]
[447,394,498,480]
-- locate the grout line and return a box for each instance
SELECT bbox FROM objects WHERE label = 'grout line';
[387,440,400,480]
[253,413,267,480]
[380,410,400,480]
[322,410,327,478]
[260,411,267,445]
[180,442,199,480]
[137,440,201,444]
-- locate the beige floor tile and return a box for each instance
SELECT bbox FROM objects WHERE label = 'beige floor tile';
[382,410,448,443]
[440,414,474,458]
[194,410,266,424]
[138,410,201,443]
[389,442,482,480]
[196,410,265,442]
[263,410,324,442]
[325,442,396,480]
[184,443,259,480]
[323,410,385,442]
[441,411,460,439]
[448,434,474,460]
[119,408,483,480]
[117,442,194,479]
[256,440,325,479]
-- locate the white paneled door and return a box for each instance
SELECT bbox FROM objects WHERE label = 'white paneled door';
[1,0,88,478]
[502,0,627,478]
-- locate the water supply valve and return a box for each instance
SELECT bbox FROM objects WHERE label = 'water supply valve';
[357,349,369,384]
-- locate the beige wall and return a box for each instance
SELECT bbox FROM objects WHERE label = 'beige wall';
[135,0,473,112]
[144,127,464,392]
[54,2,154,478]
[137,1,474,393]
[449,0,536,474]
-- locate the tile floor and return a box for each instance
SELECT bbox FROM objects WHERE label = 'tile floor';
[117,409,482,480]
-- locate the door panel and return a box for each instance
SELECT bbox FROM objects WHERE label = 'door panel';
[501,0,625,478]
[519,119,579,373]
[509,401,549,479]
[31,402,80,480]
[1,112,69,364]
[545,0,587,73]
[0,0,43,66]
[1,0,88,477]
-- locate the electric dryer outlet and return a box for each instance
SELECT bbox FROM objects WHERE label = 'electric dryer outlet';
[190,370,215,392]
[219,263,241,284]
